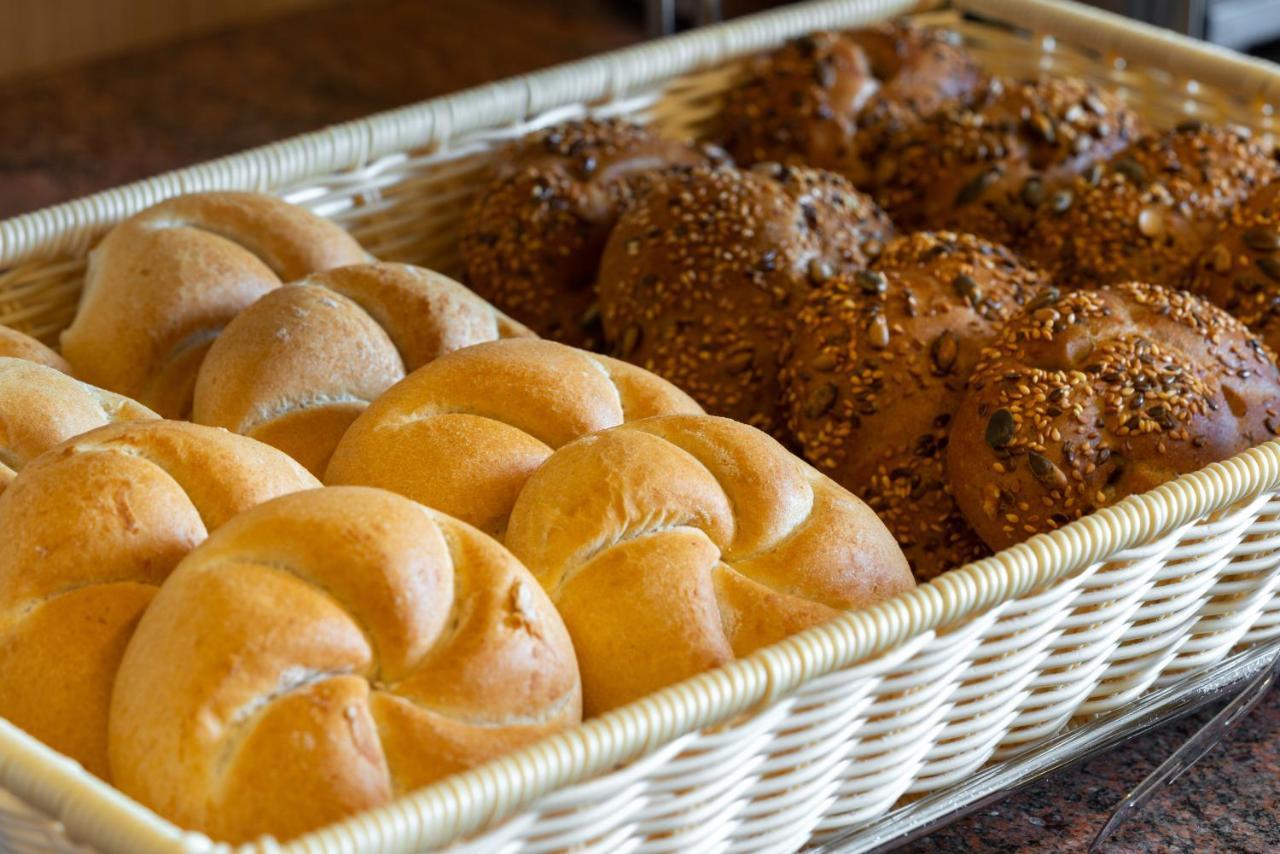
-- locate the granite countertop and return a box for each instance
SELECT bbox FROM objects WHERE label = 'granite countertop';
[1,1,1277,850]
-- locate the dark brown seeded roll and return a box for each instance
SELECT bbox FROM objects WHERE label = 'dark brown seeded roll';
[597,162,895,436]
[1024,123,1279,289]
[460,119,714,348]
[720,21,981,187]
[1187,179,1280,354]
[781,232,1046,580]
[948,282,1280,551]
[873,76,1141,245]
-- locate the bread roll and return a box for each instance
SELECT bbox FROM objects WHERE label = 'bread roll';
[1024,124,1278,288]
[193,262,532,475]
[721,22,982,186]
[505,414,913,715]
[873,76,1141,244]
[109,486,580,843]
[948,282,1280,550]
[0,421,318,779]
[326,338,702,537]
[1186,179,1280,353]
[461,119,713,348]
[0,325,69,372]
[781,232,1047,580]
[597,162,894,435]
[0,357,156,493]
[61,192,369,418]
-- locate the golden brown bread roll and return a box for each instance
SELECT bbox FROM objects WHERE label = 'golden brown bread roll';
[61,192,369,418]
[505,414,913,715]
[0,325,70,372]
[1186,179,1280,353]
[781,232,1047,580]
[873,76,1141,244]
[0,357,157,493]
[721,22,982,186]
[193,262,533,475]
[597,162,894,435]
[461,119,713,348]
[0,420,318,780]
[948,282,1280,550]
[109,486,580,843]
[1024,123,1278,288]
[325,337,702,537]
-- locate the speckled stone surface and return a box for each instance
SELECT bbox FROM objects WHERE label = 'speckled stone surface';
[3,2,1280,850]
[905,688,1280,852]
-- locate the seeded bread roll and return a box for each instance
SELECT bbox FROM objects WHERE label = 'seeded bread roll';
[0,421,318,780]
[110,487,580,843]
[597,162,895,436]
[1024,123,1278,288]
[193,263,532,476]
[325,338,702,537]
[61,192,369,418]
[782,232,1046,580]
[506,414,912,715]
[720,21,981,186]
[874,76,1141,245]
[460,119,713,349]
[948,282,1280,551]
[0,358,157,494]
[1186,179,1280,353]
[0,325,70,372]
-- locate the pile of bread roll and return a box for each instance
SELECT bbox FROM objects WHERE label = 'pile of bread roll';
[4,16,1279,844]
[0,148,910,842]
[462,19,1280,580]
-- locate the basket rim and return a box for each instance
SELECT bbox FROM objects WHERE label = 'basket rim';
[2,1,1280,852]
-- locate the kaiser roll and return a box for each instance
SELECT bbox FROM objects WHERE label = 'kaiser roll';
[0,420,318,779]
[61,192,368,418]
[325,337,702,537]
[109,486,580,843]
[505,414,913,715]
[0,357,156,494]
[193,262,532,475]
[948,282,1280,550]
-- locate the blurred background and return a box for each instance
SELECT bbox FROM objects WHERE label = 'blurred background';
[2,0,1280,218]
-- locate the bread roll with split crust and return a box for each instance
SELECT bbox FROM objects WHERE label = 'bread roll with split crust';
[193,262,533,475]
[0,357,157,494]
[505,414,913,715]
[61,192,369,418]
[109,486,580,843]
[0,420,318,780]
[325,338,702,537]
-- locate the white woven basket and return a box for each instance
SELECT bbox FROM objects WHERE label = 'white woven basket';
[4,1,1280,851]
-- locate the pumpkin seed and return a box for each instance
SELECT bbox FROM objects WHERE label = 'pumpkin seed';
[931,331,958,374]
[986,408,1016,449]
[804,382,838,418]
[1028,452,1068,489]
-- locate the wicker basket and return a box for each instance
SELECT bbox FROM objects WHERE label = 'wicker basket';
[4,0,1280,851]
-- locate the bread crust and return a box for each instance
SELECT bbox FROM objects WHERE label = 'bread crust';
[325,337,702,537]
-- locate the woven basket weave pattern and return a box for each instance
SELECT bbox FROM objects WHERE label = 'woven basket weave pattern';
[3,1,1280,852]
